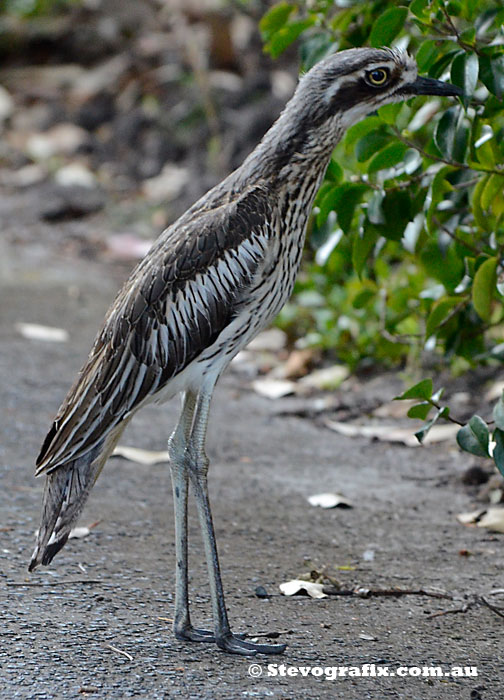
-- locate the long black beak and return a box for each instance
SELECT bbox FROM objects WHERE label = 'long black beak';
[405,75,463,97]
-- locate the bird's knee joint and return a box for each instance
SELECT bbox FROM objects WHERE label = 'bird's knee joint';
[186,451,209,477]
[168,433,188,465]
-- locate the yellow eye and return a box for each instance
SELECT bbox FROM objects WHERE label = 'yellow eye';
[367,68,389,86]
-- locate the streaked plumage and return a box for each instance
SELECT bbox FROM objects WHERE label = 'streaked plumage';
[30,47,461,655]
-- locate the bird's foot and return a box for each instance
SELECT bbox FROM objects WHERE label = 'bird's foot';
[216,632,286,656]
[175,624,250,644]
[175,625,216,643]
[175,625,285,654]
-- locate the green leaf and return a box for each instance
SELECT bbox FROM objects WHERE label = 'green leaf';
[435,108,457,160]
[479,53,504,100]
[493,392,504,430]
[369,7,408,47]
[481,174,504,213]
[425,297,460,338]
[300,33,336,72]
[456,416,490,457]
[416,40,439,71]
[428,49,461,80]
[395,378,433,400]
[420,241,465,292]
[325,159,343,183]
[407,402,432,420]
[434,107,467,162]
[367,190,385,225]
[317,184,340,226]
[317,182,368,231]
[493,428,504,478]
[355,130,390,162]
[410,0,430,18]
[472,256,498,321]
[266,18,315,59]
[352,285,376,308]
[259,3,295,39]
[352,222,378,277]
[426,166,456,235]
[334,183,369,234]
[450,52,479,105]
[368,142,408,174]
[415,406,449,444]
[380,190,412,241]
[471,174,490,230]
[377,103,403,125]
[345,117,383,147]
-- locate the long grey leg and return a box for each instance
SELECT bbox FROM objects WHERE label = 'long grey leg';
[186,383,286,656]
[168,391,213,642]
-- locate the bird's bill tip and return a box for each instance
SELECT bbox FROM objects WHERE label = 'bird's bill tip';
[406,75,464,98]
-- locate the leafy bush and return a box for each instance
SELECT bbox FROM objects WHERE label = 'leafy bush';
[261,0,504,473]
[261,0,504,375]
[2,0,78,18]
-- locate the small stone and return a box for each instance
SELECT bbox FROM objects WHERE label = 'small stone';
[40,184,105,221]
[254,586,270,598]
[462,465,490,486]
[142,164,190,202]
[26,123,89,160]
[54,163,97,188]
[0,85,14,125]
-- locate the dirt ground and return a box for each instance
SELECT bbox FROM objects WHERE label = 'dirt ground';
[1,187,503,700]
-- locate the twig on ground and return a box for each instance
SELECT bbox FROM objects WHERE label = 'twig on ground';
[479,596,504,619]
[322,586,453,600]
[104,644,133,662]
[7,579,102,587]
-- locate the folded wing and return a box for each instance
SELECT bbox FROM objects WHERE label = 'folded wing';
[35,185,272,475]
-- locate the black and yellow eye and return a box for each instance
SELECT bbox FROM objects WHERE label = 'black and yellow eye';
[366,67,390,86]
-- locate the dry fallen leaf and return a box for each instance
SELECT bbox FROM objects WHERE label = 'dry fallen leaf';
[252,378,297,399]
[16,322,69,343]
[308,493,353,509]
[456,509,485,525]
[299,364,349,391]
[247,328,287,353]
[112,445,170,465]
[323,419,459,446]
[68,526,91,540]
[282,349,317,380]
[477,509,504,534]
[279,580,327,599]
[485,380,504,402]
[68,520,100,540]
[457,507,504,533]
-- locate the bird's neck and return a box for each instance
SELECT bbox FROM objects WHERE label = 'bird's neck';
[223,111,340,245]
[233,106,341,202]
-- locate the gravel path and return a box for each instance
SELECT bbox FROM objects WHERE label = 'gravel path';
[1,192,500,699]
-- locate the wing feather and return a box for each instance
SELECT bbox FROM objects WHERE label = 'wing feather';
[36,184,273,474]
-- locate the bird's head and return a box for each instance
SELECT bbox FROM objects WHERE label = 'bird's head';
[294,47,462,131]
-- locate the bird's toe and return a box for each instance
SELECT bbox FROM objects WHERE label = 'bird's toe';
[175,626,215,643]
[216,633,286,656]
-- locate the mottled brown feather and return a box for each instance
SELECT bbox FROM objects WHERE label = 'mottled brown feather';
[36,185,272,475]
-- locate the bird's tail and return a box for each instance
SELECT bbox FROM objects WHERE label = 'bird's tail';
[29,426,124,571]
